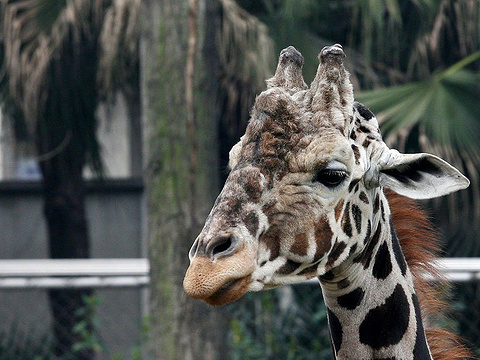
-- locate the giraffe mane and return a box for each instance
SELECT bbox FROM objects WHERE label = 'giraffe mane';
[386,189,474,360]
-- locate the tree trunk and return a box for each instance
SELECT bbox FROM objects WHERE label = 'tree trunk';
[141,0,230,359]
[39,137,93,360]
[37,32,98,359]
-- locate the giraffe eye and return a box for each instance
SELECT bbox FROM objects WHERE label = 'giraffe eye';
[313,169,347,187]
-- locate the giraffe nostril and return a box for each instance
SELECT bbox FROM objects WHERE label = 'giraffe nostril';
[208,235,238,259]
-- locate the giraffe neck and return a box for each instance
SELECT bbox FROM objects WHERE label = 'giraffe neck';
[320,194,433,360]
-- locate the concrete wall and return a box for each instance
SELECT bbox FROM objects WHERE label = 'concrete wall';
[0,179,145,358]
[0,92,142,182]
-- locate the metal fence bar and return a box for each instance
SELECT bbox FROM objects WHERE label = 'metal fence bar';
[1,258,480,289]
[428,258,480,282]
[0,258,150,289]
[0,258,149,277]
[437,257,480,272]
[0,276,150,289]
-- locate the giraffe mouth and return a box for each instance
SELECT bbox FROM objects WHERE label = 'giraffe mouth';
[184,242,257,306]
[203,275,251,306]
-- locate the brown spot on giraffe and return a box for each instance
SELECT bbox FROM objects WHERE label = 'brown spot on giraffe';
[351,144,361,165]
[341,202,353,237]
[278,259,302,274]
[359,191,369,204]
[243,211,259,237]
[261,227,281,261]
[334,199,344,222]
[327,241,347,267]
[351,204,362,233]
[291,232,309,256]
[374,193,380,214]
[314,217,333,261]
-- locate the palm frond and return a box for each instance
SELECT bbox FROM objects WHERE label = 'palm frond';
[218,0,275,143]
[219,0,274,95]
[348,0,480,83]
[97,0,141,101]
[1,0,140,134]
[349,0,405,66]
[358,52,480,149]
[407,0,480,78]
[357,53,480,238]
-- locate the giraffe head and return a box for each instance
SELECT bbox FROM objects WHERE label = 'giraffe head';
[183,45,469,306]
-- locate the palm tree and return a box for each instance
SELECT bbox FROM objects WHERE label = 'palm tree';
[0,1,140,357]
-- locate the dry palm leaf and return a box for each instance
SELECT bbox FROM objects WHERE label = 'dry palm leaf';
[1,0,140,135]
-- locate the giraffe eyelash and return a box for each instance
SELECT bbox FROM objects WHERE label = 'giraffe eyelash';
[313,169,348,188]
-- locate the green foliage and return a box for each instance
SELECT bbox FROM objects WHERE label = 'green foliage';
[0,295,152,360]
[72,295,104,355]
[0,323,54,359]
[238,0,343,82]
[110,315,153,360]
[356,53,480,244]
[449,282,480,355]
[0,295,104,360]
[357,54,480,150]
[229,286,331,360]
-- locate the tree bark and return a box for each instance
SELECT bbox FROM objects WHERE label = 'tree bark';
[37,32,98,359]
[39,132,93,360]
[141,0,230,358]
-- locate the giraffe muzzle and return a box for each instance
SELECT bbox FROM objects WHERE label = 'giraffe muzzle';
[183,241,257,306]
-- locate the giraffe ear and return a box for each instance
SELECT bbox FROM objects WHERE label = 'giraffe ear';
[377,151,470,199]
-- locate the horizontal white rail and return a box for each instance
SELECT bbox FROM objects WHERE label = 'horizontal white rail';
[0,276,150,289]
[0,258,479,289]
[0,259,149,289]
[0,258,149,277]
[437,257,480,272]
[435,258,480,282]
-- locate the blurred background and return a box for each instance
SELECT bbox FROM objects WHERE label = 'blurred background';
[0,0,479,359]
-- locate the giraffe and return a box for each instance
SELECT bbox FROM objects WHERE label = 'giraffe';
[183,44,472,359]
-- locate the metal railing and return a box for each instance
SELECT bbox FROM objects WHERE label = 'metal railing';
[1,257,480,289]
[0,258,150,289]
[435,257,480,281]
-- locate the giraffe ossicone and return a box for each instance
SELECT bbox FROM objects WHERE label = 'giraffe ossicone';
[183,44,470,359]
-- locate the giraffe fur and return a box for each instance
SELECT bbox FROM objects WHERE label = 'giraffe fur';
[183,44,471,359]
